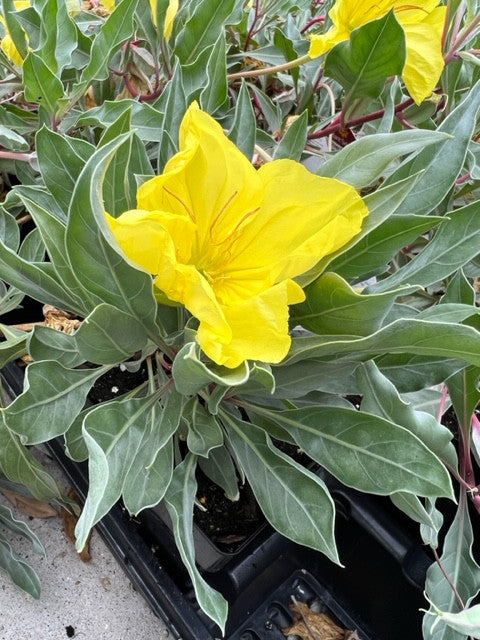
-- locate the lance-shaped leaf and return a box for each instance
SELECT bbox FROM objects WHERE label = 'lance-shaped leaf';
[377,352,466,394]
[318,130,451,189]
[330,213,445,283]
[423,500,480,640]
[368,200,480,293]
[75,100,166,142]
[122,388,184,514]
[0,325,27,368]
[0,207,20,252]
[155,63,187,169]
[324,11,405,101]
[0,504,44,598]
[23,52,64,118]
[199,33,228,115]
[28,325,85,368]
[447,365,480,432]
[64,132,161,337]
[222,409,339,563]
[3,361,110,444]
[0,504,44,555]
[292,273,412,336]
[98,108,153,216]
[0,414,62,500]
[425,603,480,638]
[75,391,164,549]
[75,303,148,365]
[229,80,256,160]
[274,110,308,162]
[73,0,138,97]
[164,454,228,632]
[37,0,78,73]
[384,77,480,216]
[0,125,29,151]
[172,342,249,396]
[186,399,223,457]
[357,360,457,467]
[16,186,92,314]
[36,128,93,214]
[248,405,453,499]
[198,446,239,501]
[286,318,480,368]
[390,493,442,545]
[174,0,237,65]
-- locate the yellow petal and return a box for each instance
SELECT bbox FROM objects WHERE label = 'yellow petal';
[226,159,368,283]
[309,25,349,58]
[106,209,195,274]
[308,0,447,105]
[0,34,23,66]
[164,0,178,41]
[137,103,263,258]
[199,280,304,369]
[100,0,115,11]
[0,1,30,66]
[107,209,231,347]
[400,6,447,104]
[308,0,395,58]
[160,262,232,346]
[149,0,156,24]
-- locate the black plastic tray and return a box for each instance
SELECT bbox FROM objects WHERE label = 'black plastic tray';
[1,362,431,639]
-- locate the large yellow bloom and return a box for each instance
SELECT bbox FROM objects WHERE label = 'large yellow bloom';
[309,1,447,105]
[0,0,30,67]
[107,103,368,368]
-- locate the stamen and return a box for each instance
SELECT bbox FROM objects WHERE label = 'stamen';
[210,207,260,247]
[162,186,196,223]
[395,4,428,14]
[209,191,238,238]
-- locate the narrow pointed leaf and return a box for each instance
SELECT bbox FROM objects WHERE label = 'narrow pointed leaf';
[385,78,480,216]
[368,201,480,293]
[0,414,62,500]
[222,409,339,563]
[423,501,480,639]
[3,361,110,443]
[75,392,162,548]
[318,130,450,189]
[249,406,453,499]
[164,454,228,632]
[357,360,457,467]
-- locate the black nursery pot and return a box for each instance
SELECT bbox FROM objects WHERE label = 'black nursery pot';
[0,363,431,640]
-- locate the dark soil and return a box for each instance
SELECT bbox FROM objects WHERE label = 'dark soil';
[194,472,263,553]
[88,365,267,552]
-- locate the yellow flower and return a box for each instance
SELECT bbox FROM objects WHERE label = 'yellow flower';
[309,1,447,105]
[150,0,178,40]
[0,0,30,67]
[107,103,368,368]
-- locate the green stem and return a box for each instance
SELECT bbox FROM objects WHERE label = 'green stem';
[227,54,311,81]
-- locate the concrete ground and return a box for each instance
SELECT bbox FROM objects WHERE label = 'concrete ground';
[0,459,171,640]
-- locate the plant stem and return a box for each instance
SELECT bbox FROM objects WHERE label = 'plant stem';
[432,547,466,609]
[307,96,415,140]
[228,54,311,81]
[0,150,34,162]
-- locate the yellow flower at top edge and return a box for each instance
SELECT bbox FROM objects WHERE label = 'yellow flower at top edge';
[149,0,179,41]
[0,0,30,67]
[106,103,368,368]
[308,0,447,105]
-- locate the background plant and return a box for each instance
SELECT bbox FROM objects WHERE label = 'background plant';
[0,0,478,637]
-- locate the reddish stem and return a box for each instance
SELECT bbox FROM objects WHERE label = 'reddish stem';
[307,96,415,140]
[300,15,325,34]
